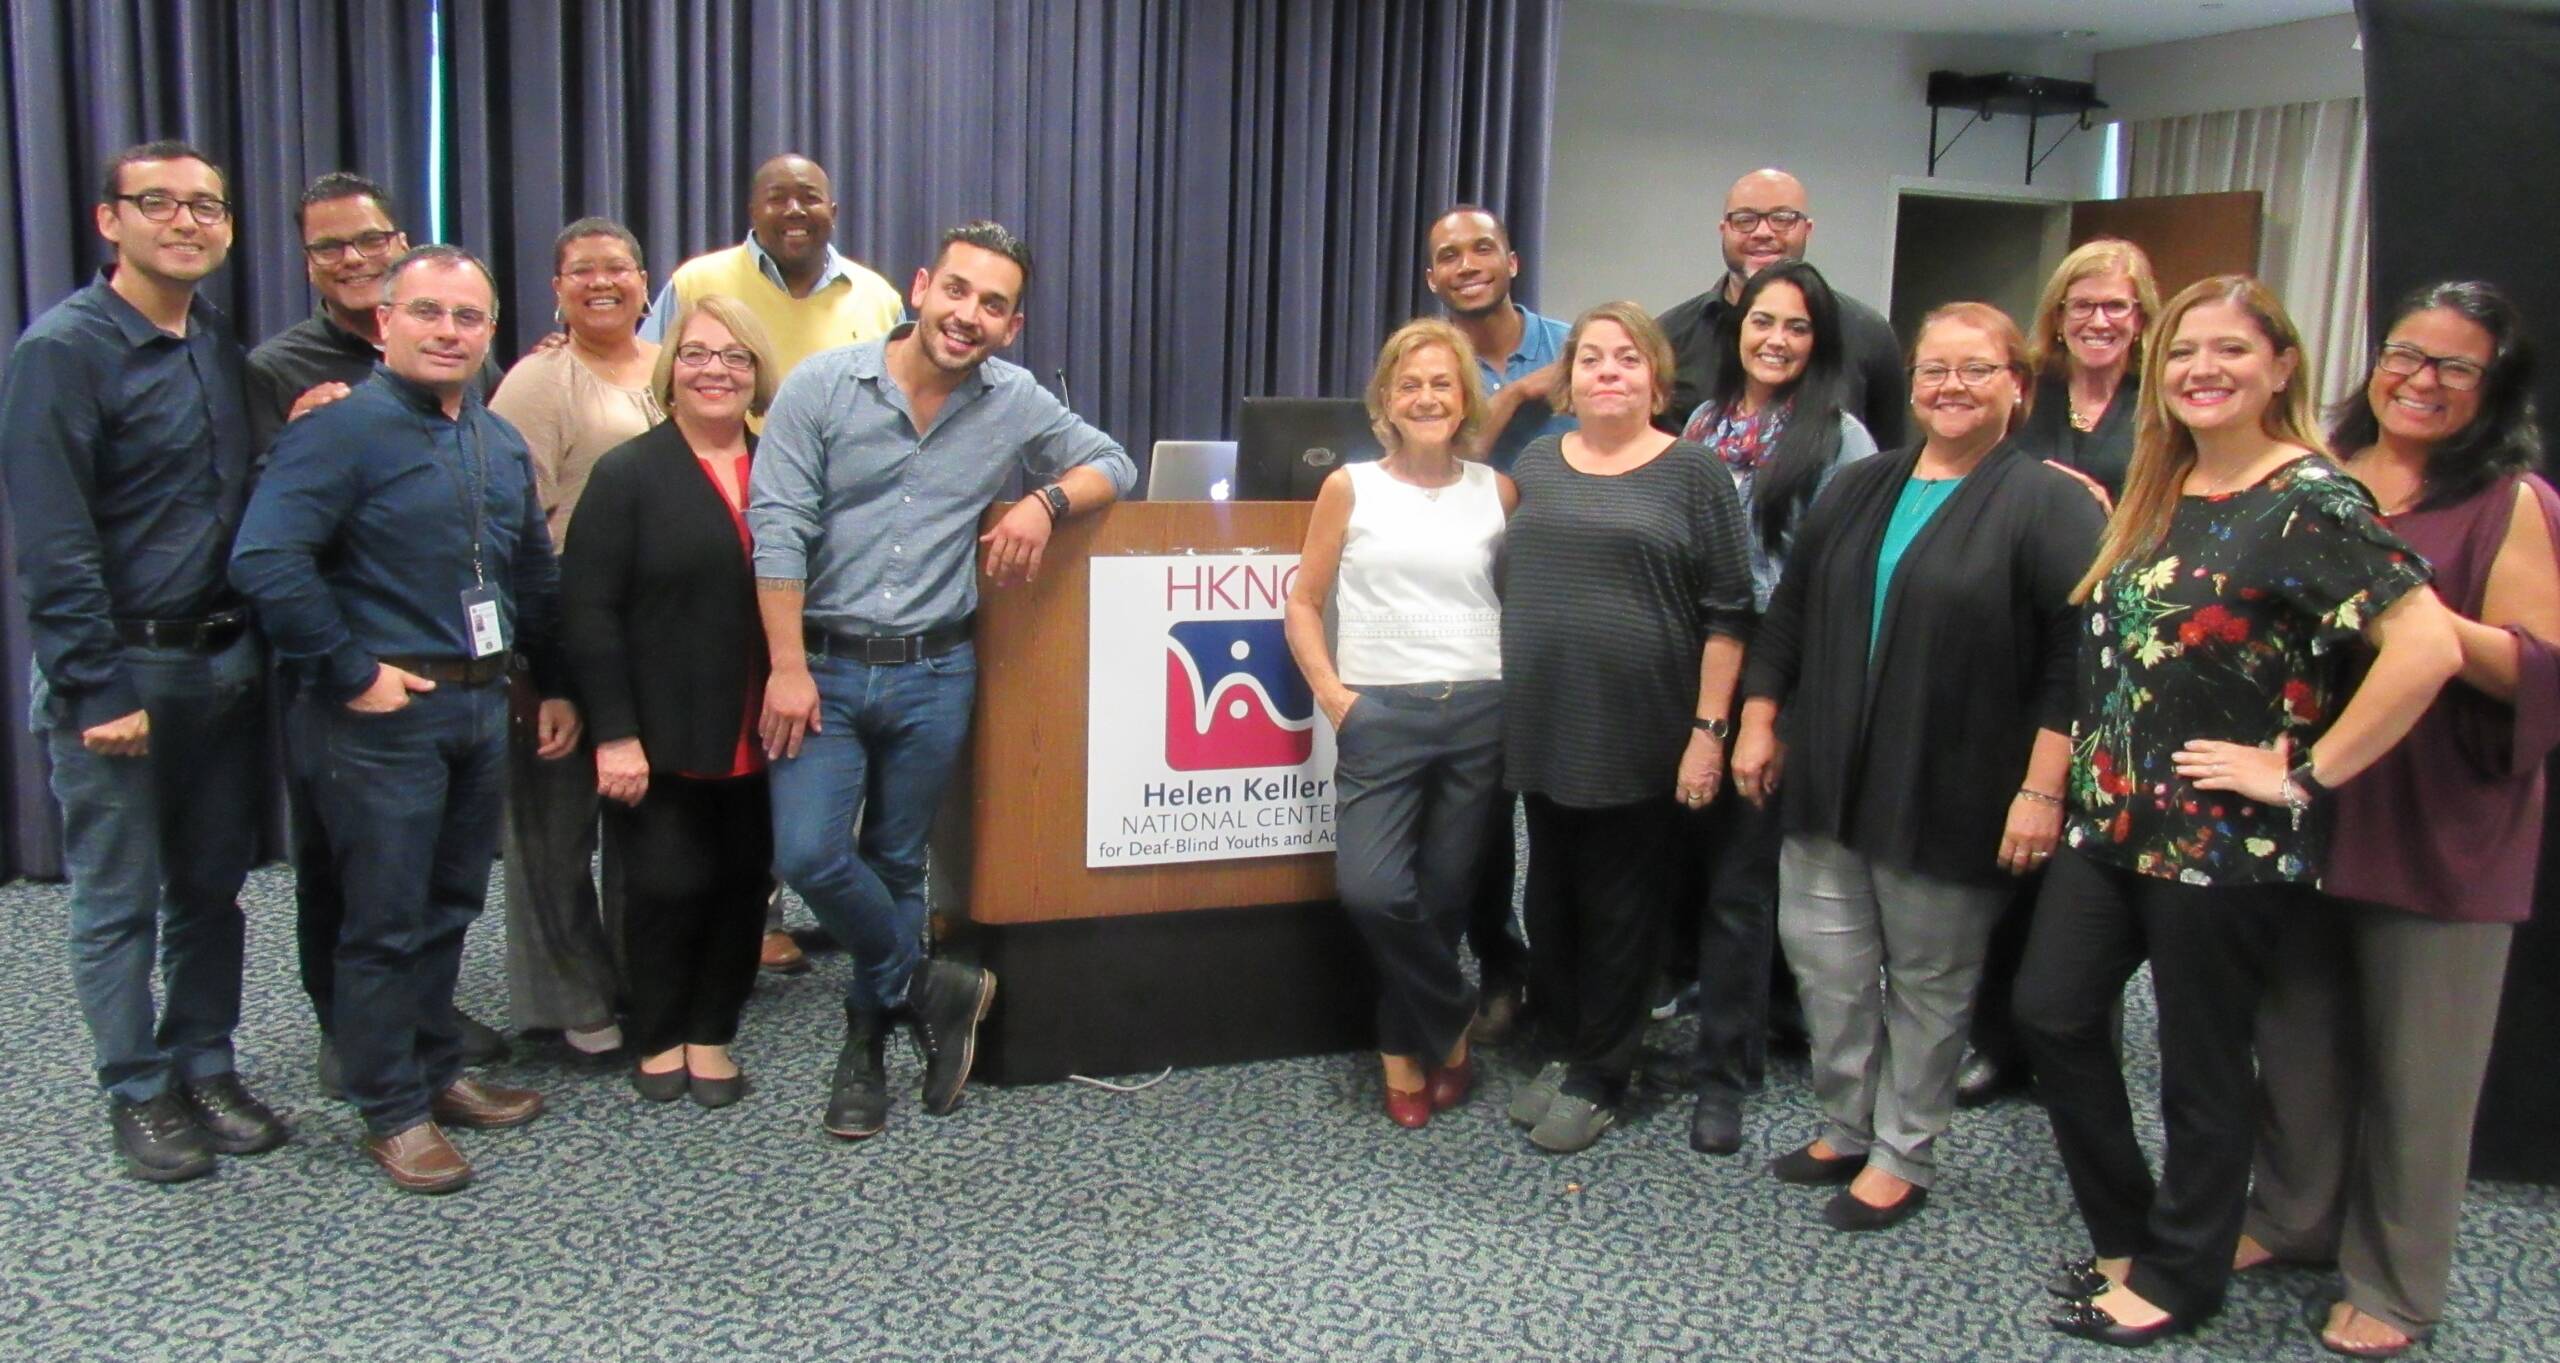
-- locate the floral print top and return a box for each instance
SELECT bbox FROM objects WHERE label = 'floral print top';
[2065,456,2431,886]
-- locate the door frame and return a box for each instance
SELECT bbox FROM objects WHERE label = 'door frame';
[1880,175,2077,321]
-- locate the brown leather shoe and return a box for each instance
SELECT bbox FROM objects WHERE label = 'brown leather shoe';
[429,1077,545,1130]
[364,1121,473,1194]
[760,929,810,975]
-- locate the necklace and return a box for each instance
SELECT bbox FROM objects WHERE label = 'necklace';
[2068,399,2099,433]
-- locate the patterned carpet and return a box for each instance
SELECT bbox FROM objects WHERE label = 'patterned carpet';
[2,863,2553,1363]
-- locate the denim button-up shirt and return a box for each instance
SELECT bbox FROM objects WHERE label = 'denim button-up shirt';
[1477,303,1575,473]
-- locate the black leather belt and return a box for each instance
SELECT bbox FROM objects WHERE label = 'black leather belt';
[115,607,248,652]
[803,618,972,665]
[379,655,511,686]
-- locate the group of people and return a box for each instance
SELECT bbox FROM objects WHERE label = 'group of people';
[1291,170,2555,1357]
[5,139,2552,1358]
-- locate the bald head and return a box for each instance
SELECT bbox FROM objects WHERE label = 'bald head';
[1719,168,1812,297]
[749,154,836,282]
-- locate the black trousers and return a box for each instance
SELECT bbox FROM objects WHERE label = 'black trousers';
[1466,794,1532,990]
[2015,848,2296,1322]
[1967,875,2043,1071]
[607,772,772,1056]
[1685,791,1784,1096]
[1523,793,1675,1104]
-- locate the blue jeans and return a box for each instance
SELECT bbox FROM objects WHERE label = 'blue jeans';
[298,683,509,1135]
[38,634,264,1103]
[768,645,976,1014]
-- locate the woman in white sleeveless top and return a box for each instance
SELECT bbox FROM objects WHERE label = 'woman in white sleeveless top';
[1286,319,1518,1129]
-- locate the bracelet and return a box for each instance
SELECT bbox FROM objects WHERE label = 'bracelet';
[2016,788,2062,807]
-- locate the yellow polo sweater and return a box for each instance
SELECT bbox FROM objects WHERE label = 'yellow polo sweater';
[664,244,905,380]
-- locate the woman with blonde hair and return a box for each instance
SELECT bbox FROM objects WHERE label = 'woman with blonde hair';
[2017,276,2462,1346]
[1286,319,1515,1128]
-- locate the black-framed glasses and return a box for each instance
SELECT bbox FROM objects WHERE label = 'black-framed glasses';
[2063,298,2138,322]
[113,191,231,226]
[304,229,399,264]
[390,298,495,332]
[2376,342,2486,392]
[1723,208,1807,233]
[674,343,758,371]
[1910,361,2012,389]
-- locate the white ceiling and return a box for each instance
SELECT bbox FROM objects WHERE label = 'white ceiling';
[1614,0,2354,51]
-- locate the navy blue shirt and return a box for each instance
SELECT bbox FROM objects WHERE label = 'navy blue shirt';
[0,271,255,729]
[231,364,565,702]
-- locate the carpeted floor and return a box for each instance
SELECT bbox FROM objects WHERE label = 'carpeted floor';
[2,864,2553,1363]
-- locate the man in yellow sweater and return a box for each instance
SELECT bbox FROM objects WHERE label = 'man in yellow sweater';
[643,152,905,975]
[641,153,904,382]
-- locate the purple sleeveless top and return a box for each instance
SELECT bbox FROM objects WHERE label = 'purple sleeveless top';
[2327,472,2560,922]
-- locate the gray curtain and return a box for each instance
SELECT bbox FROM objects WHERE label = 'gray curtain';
[442,0,1559,478]
[0,0,431,879]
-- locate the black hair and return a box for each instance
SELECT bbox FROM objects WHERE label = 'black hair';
[1705,259,1850,552]
[100,139,225,205]
[382,244,500,311]
[1428,203,1509,251]
[553,216,645,275]
[2328,279,2542,511]
[934,220,1033,305]
[295,171,397,234]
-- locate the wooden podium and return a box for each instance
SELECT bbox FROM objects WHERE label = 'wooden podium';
[935,501,1373,1083]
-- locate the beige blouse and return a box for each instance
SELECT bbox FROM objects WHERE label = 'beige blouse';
[489,343,665,547]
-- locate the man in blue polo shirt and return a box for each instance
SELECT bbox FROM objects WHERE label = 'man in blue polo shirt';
[1424,204,1573,474]
[751,221,1135,1141]
[1,140,283,1184]
[233,245,578,1195]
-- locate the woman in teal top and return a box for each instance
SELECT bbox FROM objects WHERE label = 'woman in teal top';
[1733,302,2105,1232]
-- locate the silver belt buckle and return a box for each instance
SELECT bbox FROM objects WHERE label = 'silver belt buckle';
[861,636,914,665]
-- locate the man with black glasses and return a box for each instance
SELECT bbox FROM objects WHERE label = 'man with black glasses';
[1,141,282,1183]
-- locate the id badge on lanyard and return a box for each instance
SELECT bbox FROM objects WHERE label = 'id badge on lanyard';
[447,418,509,659]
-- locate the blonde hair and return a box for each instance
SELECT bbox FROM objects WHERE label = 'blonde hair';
[651,294,781,416]
[1364,319,1489,451]
[1554,300,1677,416]
[2071,274,2327,602]
[1913,301,2034,435]
[2027,238,2164,377]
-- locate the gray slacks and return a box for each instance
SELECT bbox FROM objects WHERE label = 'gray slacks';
[2246,896,2514,1340]
[500,682,617,1033]
[1777,833,2007,1187]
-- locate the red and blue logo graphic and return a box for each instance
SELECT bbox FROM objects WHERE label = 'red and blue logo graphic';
[1164,619,1314,771]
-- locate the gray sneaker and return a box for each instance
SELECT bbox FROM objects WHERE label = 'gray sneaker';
[1507,1061,1567,1128]
[1528,1093,1617,1153]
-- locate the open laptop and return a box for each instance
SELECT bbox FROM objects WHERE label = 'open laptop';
[1235,397,1384,501]
[1145,440,1239,501]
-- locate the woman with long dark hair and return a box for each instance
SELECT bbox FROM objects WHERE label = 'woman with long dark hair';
[2239,280,2559,1358]
[1673,260,1875,1156]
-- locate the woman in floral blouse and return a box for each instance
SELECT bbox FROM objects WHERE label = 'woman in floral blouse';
[2014,276,2463,1348]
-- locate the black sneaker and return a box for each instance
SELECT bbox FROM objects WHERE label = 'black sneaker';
[824,1011,889,1140]
[111,1092,216,1184]
[905,960,996,1116]
[178,1074,289,1155]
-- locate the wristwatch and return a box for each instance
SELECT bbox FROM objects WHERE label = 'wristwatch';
[1692,716,1732,739]
[1037,484,1072,522]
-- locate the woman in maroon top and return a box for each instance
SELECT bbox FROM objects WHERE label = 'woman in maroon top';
[2239,281,2560,1358]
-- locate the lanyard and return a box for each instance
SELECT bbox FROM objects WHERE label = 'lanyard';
[422,409,491,586]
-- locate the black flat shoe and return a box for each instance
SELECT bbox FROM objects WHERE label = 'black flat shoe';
[1821,1184,1928,1232]
[631,1063,687,1103]
[2046,1256,2111,1299]
[1768,1141,1866,1186]
[688,1071,746,1110]
[2047,1297,2188,1348]
[1956,1048,2022,1108]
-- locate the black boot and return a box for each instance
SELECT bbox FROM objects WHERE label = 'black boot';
[111,1092,216,1184]
[904,959,996,1116]
[824,1009,888,1140]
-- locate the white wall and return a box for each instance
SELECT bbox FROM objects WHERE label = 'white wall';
[1540,2,2104,320]
[2094,14,2363,126]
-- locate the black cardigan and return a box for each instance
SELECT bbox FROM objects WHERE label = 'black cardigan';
[560,420,765,774]
[2018,370,2139,500]
[1740,439,2105,884]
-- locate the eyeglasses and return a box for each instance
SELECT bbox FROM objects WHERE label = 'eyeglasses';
[1910,361,2012,389]
[389,298,495,332]
[1722,209,1807,233]
[2063,298,2139,322]
[113,192,231,226]
[674,343,757,371]
[560,260,640,283]
[304,229,399,264]
[2376,342,2486,392]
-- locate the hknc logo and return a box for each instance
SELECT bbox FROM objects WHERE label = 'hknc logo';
[1163,618,1314,771]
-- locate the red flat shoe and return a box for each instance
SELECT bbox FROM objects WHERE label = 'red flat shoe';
[1384,1086,1432,1129]
[1427,1056,1475,1111]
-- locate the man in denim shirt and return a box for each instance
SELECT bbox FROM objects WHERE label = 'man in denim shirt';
[0,141,284,1184]
[750,221,1135,1141]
